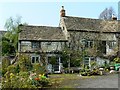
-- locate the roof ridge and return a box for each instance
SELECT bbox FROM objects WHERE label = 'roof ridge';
[65,16,117,21]
[19,24,61,28]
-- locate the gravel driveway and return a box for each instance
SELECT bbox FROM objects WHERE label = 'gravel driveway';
[59,74,119,88]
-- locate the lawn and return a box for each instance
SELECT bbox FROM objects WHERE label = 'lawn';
[49,74,95,88]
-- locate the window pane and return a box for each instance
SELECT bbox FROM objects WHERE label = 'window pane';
[91,57,94,61]
[32,42,39,48]
[36,57,39,63]
[32,57,35,63]
[48,57,52,63]
[90,41,93,48]
[109,41,116,49]
[21,41,31,51]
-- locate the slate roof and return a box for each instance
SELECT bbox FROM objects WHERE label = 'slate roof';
[63,16,119,33]
[19,25,67,41]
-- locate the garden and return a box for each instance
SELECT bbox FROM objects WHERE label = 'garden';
[1,53,120,88]
[1,54,53,88]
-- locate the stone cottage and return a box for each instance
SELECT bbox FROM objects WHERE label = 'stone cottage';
[18,6,120,73]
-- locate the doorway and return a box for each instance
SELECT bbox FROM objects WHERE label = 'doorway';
[47,55,62,73]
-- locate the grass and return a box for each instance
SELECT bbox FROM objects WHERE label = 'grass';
[49,73,95,88]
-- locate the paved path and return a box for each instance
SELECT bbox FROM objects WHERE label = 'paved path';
[77,74,118,88]
[60,74,119,88]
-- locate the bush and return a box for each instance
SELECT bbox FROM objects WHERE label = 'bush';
[32,63,46,75]
[7,65,16,74]
[2,57,11,76]
[114,57,120,63]
[2,54,52,88]
[29,73,49,87]
[80,67,100,76]
[19,71,29,78]
[90,68,100,75]
[2,72,36,88]
[80,68,91,76]
[18,54,32,72]
[2,71,50,88]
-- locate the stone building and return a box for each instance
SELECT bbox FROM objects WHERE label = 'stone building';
[18,26,67,73]
[18,6,120,73]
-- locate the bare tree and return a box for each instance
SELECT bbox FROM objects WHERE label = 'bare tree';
[99,7,116,20]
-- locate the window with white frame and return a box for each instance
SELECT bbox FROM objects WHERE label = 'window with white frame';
[31,55,40,63]
[41,42,62,52]
[85,40,94,48]
[109,41,116,49]
[84,57,95,67]
[21,41,31,52]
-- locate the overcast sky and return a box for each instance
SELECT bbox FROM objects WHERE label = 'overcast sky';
[0,1,119,30]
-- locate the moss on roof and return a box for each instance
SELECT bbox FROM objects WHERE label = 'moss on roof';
[63,16,118,32]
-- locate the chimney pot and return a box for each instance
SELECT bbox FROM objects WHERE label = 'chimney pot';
[60,6,66,17]
[112,14,117,20]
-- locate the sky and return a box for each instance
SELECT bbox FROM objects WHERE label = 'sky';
[0,1,119,30]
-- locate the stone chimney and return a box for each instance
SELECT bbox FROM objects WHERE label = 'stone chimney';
[60,6,66,17]
[112,14,117,20]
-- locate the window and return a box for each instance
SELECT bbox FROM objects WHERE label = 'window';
[85,40,94,48]
[109,41,116,49]
[32,42,40,49]
[46,42,52,45]
[84,57,89,65]
[84,57,95,67]
[32,57,35,63]
[91,57,95,61]
[62,27,65,30]
[31,55,40,63]
[21,41,31,51]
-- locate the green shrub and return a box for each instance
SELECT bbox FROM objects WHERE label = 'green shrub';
[114,57,120,63]
[90,68,100,75]
[2,57,11,76]
[2,54,52,88]
[2,72,37,88]
[2,68,7,77]
[14,64,20,73]
[18,54,32,72]
[7,65,16,74]
[19,71,29,78]
[80,68,91,76]
[30,73,49,87]
[32,63,46,75]
[80,67,100,76]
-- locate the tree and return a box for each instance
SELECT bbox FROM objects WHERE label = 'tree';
[99,7,116,20]
[2,37,15,55]
[4,16,22,51]
[3,16,27,55]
